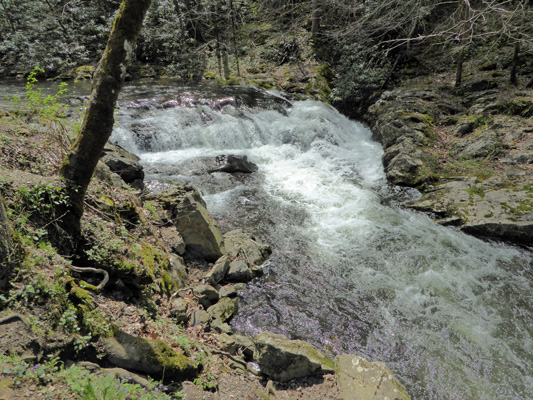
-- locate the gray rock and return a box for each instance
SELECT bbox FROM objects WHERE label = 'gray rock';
[216,333,238,354]
[210,319,233,334]
[208,155,259,173]
[335,354,410,400]
[205,255,230,285]
[408,178,533,245]
[103,331,194,377]
[218,284,237,298]
[168,255,188,291]
[101,143,144,189]
[190,310,210,327]
[455,121,475,136]
[224,229,271,265]
[168,298,189,324]
[456,131,502,159]
[160,226,186,256]
[253,331,334,382]
[193,284,219,308]
[226,259,253,282]
[233,334,256,358]
[503,151,533,165]
[152,187,226,261]
[207,297,239,323]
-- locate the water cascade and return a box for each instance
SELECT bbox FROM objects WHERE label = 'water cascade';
[111,83,533,399]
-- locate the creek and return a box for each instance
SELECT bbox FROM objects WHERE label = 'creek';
[2,79,533,399]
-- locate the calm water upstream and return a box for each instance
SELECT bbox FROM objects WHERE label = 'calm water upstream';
[2,80,532,399]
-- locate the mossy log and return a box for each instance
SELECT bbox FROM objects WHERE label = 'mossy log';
[0,196,25,290]
[59,0,152,234]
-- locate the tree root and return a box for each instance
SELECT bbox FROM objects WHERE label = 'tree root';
[68,266,109,291]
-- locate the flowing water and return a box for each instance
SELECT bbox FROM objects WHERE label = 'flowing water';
[3,80,532,398]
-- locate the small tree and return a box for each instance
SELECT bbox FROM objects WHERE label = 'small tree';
[59,0,152,235]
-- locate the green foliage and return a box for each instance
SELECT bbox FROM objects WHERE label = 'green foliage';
[0,353,177,399]
[193,372,218,392]
[330,43,390,104]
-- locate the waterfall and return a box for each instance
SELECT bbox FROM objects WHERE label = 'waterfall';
[112,85,533,400]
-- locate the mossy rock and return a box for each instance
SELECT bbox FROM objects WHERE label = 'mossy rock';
[74,65,94,80]
[104,331,197,378]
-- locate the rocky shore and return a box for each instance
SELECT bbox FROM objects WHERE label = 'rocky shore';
[365,76,532,247]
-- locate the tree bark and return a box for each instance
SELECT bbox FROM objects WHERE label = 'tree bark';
[59,0,152,235]
[510,41,520,85]
[0,196,25,291]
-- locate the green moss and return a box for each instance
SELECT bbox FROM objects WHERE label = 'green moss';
[465,186,485,199]
[151,339,190,372]
[69,283,94,308]
[78,305,114,337]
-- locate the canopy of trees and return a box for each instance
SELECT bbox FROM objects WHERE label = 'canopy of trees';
[1,1,531,109]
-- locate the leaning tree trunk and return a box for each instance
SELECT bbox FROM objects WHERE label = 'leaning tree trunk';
[59,0,152,235]
[0,197,25,291]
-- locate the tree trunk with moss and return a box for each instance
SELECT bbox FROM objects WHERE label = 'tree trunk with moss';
[0,196,25,290]
[59,0,152,235]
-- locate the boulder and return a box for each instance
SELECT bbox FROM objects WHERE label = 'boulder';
[207,297,239,323]
[408,177,533,245]
[208,155,259,173]
[103,331,195,378]
[253,331,334,382]
[367,90,437,186]
[335,354,410,400]
[101,143,144,189]
[224,230,271,265]
[152,187,226,261]
[168,255,188,291]
[205,256,230,285]
[160,226,186,256]
[226,259,253,282]
[455,131,502,159]
[193,284,219,308]
[168,298,189,324]
[218,284,237,298]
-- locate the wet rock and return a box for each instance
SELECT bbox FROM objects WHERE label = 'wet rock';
[208,155,259,173]
[253,331,334,382]
[335,354,410,400]
[101,143,144,189]
[168,255,188,290]
[224,229,271,265]
[205,255,230,285]
[103,331,195,378]
[150,187,226,261]
[207,297,239,323]
[226,259,253,282]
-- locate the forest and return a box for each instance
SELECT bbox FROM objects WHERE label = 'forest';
[1,0,532,113]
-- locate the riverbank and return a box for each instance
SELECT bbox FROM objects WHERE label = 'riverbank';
[0,99,410,399]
